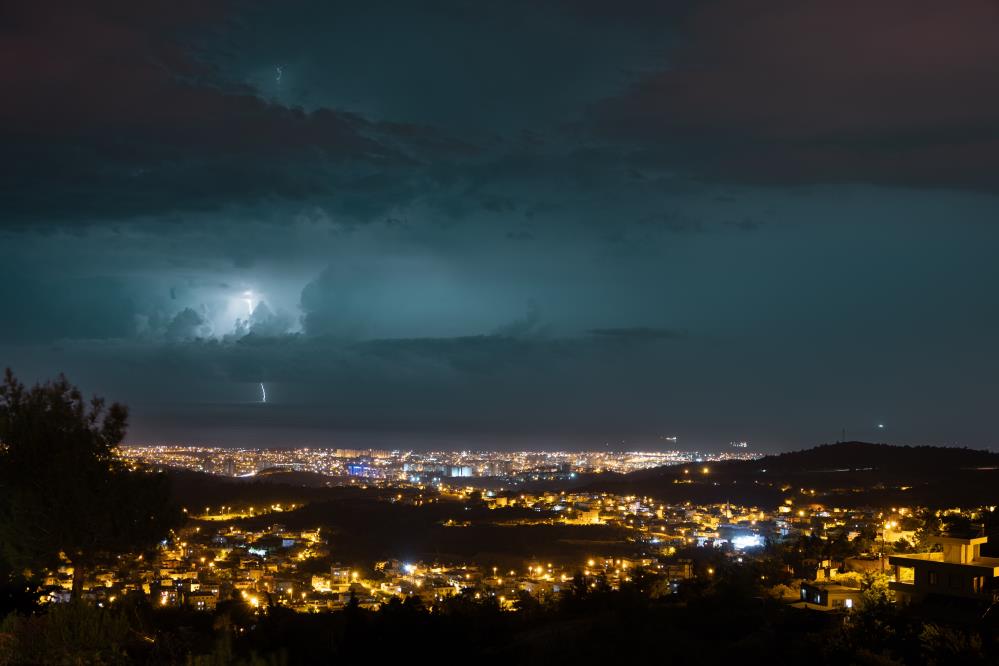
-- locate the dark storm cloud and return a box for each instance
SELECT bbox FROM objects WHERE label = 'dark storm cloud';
[491,302,545,338]
[588,328,687,341]
[0,1,472,226]
[0,0,682,233]
[0,265,154,343]
[8,0,999,236]
[225,0,677,130]
[0,0,702,236]
[595,0,999,189]
[4,1,999,450]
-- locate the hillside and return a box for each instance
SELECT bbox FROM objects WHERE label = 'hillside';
[586,442,999,508]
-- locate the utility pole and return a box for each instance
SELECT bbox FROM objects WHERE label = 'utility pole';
[880,526,886,572]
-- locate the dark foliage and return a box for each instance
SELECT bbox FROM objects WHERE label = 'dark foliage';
[0,370,181,598]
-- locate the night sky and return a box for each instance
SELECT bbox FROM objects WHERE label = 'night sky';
[4,1,999,451]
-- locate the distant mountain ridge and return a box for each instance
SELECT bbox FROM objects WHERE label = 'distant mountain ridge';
[622,441,999,479]
[720,441,999,474]
[588,441,999,507]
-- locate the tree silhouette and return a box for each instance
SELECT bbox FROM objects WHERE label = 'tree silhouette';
[0,369,179,598]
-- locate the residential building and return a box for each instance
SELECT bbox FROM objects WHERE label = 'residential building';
[889,535,999,604]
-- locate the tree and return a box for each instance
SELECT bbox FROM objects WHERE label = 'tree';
[940,513,976,536]
[0,370,179,599]
[859,571,892,611]
[913,509,943,550]
[513,589,541,614]
[919,623,984,665]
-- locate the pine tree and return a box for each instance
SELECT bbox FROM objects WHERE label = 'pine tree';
[0,370,180,598]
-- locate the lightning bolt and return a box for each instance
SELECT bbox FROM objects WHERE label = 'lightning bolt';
[275,66,283,84]
[260,382,267,404]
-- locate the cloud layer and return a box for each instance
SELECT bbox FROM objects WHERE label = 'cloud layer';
[3,1,999,450]
[597,0,999,187]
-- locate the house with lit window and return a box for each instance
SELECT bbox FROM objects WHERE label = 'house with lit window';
[187,590,219,611]
[888,535,999,604]
[795,580,862,611]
